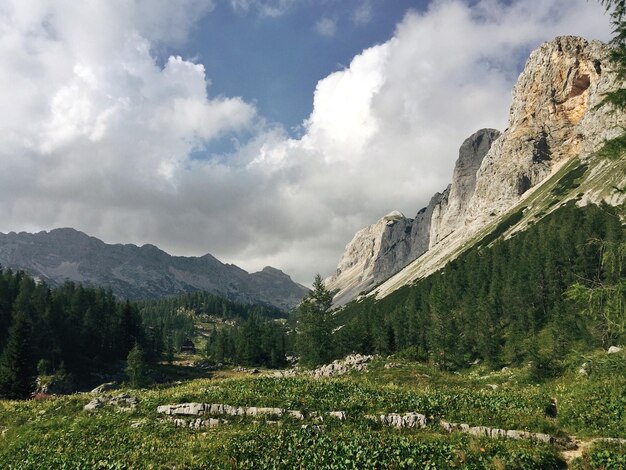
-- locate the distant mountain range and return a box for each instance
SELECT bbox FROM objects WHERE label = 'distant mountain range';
[0,228,308,311]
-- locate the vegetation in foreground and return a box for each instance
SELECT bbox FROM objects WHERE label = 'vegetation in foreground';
[0,348,624,469]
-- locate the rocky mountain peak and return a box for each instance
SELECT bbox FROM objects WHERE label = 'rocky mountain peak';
[327,35,626,306]
[466,36,617,227]
[0,229,308,310]
[326,129,500,306]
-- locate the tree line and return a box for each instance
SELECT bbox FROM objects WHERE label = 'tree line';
[137,290,288,364]
[295,203,625,372]
[0,271,144,398]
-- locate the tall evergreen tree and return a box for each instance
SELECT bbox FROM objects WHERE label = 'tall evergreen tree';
[126,343,148,389]
[296,274,334,367]
[0,312,36,399]
[598,0,626,157]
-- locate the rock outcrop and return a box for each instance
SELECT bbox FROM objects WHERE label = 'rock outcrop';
[328,36,626,305]
[311,353,374,378]
[465,36,619,228]
[0,228,308,310]
[326,129,499,305]
[325,212,413,305]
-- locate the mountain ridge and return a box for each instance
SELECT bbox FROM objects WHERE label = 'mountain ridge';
[327,35,626,305]
[0,227,308,311]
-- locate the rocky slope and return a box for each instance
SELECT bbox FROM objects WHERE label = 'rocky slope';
[326,128,500,305]
[0,228,308,310]
[328,36,626,305]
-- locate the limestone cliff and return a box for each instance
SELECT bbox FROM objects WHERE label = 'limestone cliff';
[325,211,411,305]
[328,36,626,305]
[466,36,620,227]
[326,128,498,305]
[373,36,626,300]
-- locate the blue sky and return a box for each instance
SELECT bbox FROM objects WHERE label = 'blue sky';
[0,0,614,284]
[177,0,425,134]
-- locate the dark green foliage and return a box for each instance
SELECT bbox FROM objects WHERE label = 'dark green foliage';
[0,312,35,399]
[550,163,588,197]
[204,314,288,368]
[138,290,286,355]
[566,239,626,345]
[126,343,148,388]
[296,274,334,367]
[337,204,625,371]
[0,269,145,395]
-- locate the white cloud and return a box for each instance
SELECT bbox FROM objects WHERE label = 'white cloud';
[315,17,338,37]
[0,0,614,286]
[353,1,373,25]
[229,0,296,17]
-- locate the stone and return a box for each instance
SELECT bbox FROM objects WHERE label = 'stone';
[90,382,119,394]
[287,410,304,420]
[329,411,346,421]
[157,403,206,416]
[172,417,222,429]
[506,430,532,440]
[84,398,105,412]
[109,394,139,410]
[468,426,491,437]
[311,354,374,378]
[532,433,554,444]
[251,407,283,417]
[378,412,428,429]
[440,421,453,432]
[608,346,622,354]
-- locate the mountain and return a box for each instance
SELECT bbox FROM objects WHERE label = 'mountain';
[325,128,500,305]
[0,228,308,310]
[327,36,626,305]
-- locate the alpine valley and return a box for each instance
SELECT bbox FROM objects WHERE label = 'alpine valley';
[0,9,625,470]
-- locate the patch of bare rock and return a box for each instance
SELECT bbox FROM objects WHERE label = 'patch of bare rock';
[155,398,609,456]
[270,353,375,378]
[311,354,374,378]
[84,391,138,412]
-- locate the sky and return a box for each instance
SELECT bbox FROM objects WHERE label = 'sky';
[0,0,614,285]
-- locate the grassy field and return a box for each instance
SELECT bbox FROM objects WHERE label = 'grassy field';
[0,350,624,469]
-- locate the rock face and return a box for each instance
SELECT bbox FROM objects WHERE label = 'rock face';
[328,36,625,305]
[326,129,499,305]
[0,228,308,310]
[324,211,413,304]
[434,129,502,243]
[465,36,619,227]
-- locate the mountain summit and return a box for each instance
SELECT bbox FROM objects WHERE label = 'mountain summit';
[327,36,626,305]
[0,228,308,310]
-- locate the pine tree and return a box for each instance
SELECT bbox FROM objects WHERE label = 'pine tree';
[296,274,334,367]
[125,343,148,389]
[0,312,36,399]
[566,240,626,345]
[597,0,626,157]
